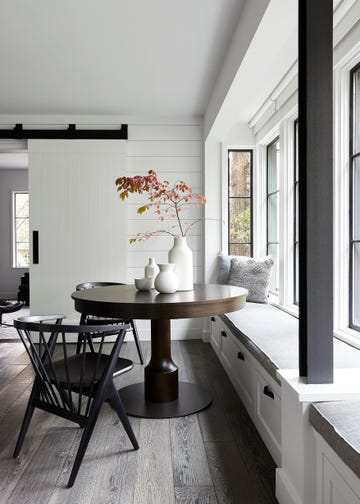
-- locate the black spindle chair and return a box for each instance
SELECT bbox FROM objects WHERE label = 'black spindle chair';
[76,282,144,364]
[13,315,139,488]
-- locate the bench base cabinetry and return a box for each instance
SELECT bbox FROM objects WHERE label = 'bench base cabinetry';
[210,315,281,466]
[315,432,360,504]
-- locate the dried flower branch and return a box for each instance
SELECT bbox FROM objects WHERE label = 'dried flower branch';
[115,170,206,243]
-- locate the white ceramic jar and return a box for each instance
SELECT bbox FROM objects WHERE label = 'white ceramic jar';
[154,263,179,293]
[144,257,159,289]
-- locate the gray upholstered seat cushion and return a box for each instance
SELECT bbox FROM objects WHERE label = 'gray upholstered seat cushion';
[221,303,360,384]
[310,401,360,479]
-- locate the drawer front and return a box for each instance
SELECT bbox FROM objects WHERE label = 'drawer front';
[233,343,255,414]
[255,370,281,464]
[209,316,221,355]
[219,326,235,375]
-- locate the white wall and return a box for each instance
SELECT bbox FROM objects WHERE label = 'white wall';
[0,169,28,299]
[124,123,205,339]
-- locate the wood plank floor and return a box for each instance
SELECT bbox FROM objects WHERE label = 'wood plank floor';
[0,339,278,503]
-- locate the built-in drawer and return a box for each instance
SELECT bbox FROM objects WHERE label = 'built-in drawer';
[209,316,221,355]
[255,369,281,465]
[219,324,235,376]
[232,340,255,414]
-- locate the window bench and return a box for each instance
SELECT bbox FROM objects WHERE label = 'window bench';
[209,302,360,502]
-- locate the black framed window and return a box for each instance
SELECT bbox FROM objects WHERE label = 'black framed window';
[228,149,253,256]
[350,63,360,330]
[294,120,299,305]
[267,138,280,294]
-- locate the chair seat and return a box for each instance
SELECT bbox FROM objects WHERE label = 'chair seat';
[46,353,133,386]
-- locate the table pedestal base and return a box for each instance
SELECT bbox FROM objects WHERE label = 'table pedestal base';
[120,381,212,418]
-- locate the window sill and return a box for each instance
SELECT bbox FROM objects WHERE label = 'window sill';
[334,328,360,350]
[269,297,299,319]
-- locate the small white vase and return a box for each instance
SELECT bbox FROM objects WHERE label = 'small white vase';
[154,263,179,294]
[168,236,193,291]
[144,257,159,289]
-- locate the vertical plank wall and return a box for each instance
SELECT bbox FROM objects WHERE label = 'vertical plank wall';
[124,124,204,339]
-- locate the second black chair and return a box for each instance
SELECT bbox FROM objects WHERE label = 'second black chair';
[75,282,144,364]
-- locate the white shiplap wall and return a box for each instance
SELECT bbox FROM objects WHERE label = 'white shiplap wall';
[124,124,204,339]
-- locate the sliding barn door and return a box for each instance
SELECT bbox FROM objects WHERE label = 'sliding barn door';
[28,140,126,320]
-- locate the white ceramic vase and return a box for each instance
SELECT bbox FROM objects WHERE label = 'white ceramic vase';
[168,236,193,291]
[144,257,159,289]
[154,263,179,294]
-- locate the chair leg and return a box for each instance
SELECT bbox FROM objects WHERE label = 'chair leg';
[109,384,139,450]
[13,396,35,458]
[130,320,144,364]
[67,398,103,488]
[75,334,83,354]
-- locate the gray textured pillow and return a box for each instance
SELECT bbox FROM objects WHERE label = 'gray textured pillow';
[227,257,273,303]
[217,253,249,284]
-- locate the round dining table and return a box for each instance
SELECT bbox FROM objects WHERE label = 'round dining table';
[72,283,247,418]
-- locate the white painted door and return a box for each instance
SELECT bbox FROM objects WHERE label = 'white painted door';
[28,140,126,321]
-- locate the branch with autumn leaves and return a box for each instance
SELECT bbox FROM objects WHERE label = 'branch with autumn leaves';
[115,170,206,243]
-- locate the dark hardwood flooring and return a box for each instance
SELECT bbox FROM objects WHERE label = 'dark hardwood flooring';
[0,339,278,503]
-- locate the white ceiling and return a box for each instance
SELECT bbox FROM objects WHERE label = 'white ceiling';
[0,0,245,119]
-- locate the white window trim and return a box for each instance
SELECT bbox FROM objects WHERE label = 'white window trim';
[12,190,29,269]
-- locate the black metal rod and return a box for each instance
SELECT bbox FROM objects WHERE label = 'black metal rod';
[0,123,128,140]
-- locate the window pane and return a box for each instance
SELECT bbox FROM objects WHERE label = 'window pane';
[353,243,360,326]
[13,192,29,267]
[295,181,299,242]
[353,157,360,240]
[229,244,251,256]
[267,243,279,294]
[354,68,360,153]
[267,192,279,243]
[16,193,29,217]
[229,198,251,244]
[267,140,280,194]
[295,121,299,180]
[16,218,29,242]
[16,243,29,267]
[229,151,251,197]
[294,242,299,305]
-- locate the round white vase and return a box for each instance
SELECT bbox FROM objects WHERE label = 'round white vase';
[168,236,193,291]
[144,257,159,289]
[154,263,179,294]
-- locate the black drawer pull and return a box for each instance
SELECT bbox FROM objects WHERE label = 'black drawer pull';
[237,351,245,361]
[221,330,227,337]
[263,385,274,400]
[210,317,215,322]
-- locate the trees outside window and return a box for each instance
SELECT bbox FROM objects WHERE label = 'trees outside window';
[228,150,253,256]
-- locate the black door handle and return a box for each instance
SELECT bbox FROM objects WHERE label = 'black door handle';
[210,317,215,322]
[33,230,39,264]
[237,351,245,361]
[221,330,227,337]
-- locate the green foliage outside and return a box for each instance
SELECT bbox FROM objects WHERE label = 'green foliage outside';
[230,206,250,243]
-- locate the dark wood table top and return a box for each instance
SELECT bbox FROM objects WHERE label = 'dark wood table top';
[72,283,248,320]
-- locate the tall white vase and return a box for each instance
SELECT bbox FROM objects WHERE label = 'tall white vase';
[168,236,193,291]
